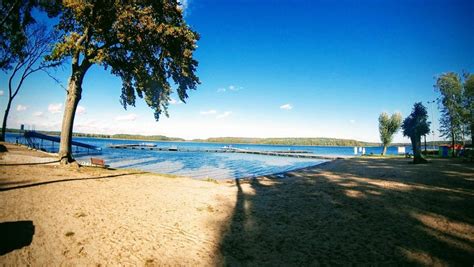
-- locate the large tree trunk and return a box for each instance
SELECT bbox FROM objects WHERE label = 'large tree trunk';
[451,130,455,157]
[58,69,85,164]
[381,145,387,156]
[412,136,427,164]
[0,99,12,142]
[471,122,474,146]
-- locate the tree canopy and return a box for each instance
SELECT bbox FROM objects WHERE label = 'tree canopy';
[435,72,463,144]
[435,72,473,151]
[47,0,200,120]
[402,103,430,140]
[461,73,474,144]
[43,1,200,163]
[378,112,402,155]
[402,102,430,163]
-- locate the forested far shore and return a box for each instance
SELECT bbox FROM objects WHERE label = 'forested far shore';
[5,128,185,142]
[6,128,462,147]
[193,138,465,147]
[392,141,472,147]
[191,137,381,147]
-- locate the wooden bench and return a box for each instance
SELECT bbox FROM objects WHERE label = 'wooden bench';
[90,157,106,167]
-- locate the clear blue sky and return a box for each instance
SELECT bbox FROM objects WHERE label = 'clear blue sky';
[1,0,473,142]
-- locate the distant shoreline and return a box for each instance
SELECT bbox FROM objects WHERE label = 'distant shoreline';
[6,129,381,147]
[6,128,450,147]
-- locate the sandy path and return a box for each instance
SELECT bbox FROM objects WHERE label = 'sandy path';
[0,143,237,265]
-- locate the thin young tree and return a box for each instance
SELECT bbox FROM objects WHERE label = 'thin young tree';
[435,72,464,156]
[402,102,431,164]
[46,1,200,164]
[378,112,402,155]
[1,24,60,141]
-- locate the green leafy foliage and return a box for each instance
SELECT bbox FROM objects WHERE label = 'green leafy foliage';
[435,72,464,143]
[47,0,200,120]
[402,102,431,163]
[461,73,474,143]
[378,112,402,154]
[402,103,430,140]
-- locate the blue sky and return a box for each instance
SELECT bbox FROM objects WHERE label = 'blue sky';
[1,0,473,142]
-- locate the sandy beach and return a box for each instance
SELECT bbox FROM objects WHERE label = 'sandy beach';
[1,142,473,265]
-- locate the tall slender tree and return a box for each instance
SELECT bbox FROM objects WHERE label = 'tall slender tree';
[46,1,200,164]
[402,102,431,164]
[462,73,474,145]
[435,72,464,156]
[1,24,60,141]
[378,112,402,155]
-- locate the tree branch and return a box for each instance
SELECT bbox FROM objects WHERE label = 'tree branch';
[41,69,67,92]
[0,0,20,28]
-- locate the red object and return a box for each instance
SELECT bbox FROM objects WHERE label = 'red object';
[90,158,105,166]
[448,144,463,150]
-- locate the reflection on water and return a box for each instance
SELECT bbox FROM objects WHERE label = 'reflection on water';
[76,149,326,180]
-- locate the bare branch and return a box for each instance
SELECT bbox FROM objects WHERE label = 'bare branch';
[41,69,67,92]
[7,23,62,100]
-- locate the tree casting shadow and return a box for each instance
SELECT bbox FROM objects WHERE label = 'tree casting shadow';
[0,171,147,191]
[0,160,60,166]
[218,157,474,265]
[0,221,35,255]
[0,144,8,153]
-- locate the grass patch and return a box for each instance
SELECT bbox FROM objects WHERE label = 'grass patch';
[204,177,219,183]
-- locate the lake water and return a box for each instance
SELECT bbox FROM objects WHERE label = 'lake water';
[6,133,411,180]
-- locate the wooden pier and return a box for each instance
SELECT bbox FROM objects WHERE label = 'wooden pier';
[107,144,347,160]
[224,147,346,159]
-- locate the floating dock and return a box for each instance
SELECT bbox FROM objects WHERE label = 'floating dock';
[107,144,346,160]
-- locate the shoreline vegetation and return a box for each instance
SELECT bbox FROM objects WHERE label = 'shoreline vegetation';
[5,128,455,147]
[1,142,473,265]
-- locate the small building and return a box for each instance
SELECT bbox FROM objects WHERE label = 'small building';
[397,147,406,155]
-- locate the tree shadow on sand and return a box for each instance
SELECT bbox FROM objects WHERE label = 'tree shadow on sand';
[0,160,60,166]
[218,157,474,265]
[0,144,8,153]
[0,171,147,191]
[0,221,35,255]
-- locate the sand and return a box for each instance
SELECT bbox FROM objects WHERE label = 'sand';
[0,142,473,265]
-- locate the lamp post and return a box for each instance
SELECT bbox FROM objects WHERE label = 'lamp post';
[427,99,438,150]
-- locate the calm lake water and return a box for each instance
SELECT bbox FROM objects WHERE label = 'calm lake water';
[6,133,411,180]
